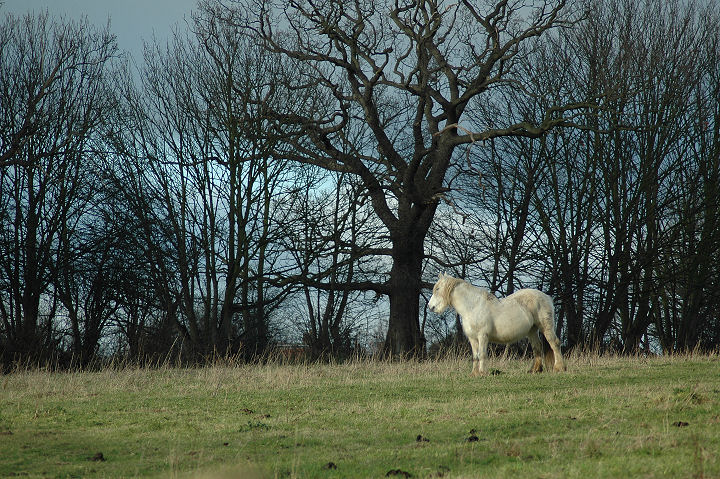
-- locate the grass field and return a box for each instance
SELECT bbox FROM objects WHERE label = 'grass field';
[1,353,719,478]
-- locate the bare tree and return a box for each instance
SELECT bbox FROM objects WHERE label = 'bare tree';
[464,0,720,353]
[0,12,118,364]
[279,170,382,358]
[109,3,296,359]
[655,4,720,352]
[434,0,720,355]
[586,0,716,351]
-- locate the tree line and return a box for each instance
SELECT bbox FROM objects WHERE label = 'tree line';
[1,0,719,368]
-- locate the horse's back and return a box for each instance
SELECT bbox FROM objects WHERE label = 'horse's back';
[504,289,554,324]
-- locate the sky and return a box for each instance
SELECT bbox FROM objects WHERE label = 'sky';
[1,0,198,61]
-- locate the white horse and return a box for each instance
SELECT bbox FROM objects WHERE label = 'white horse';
[428,273,566,376]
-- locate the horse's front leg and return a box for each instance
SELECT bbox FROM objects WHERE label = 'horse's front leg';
[468,337,480,376]
[473,334,489,376]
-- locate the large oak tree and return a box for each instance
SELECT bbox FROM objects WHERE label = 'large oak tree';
[226,0,592,354]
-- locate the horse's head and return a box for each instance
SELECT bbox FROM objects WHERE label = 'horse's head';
[428,273,456,314]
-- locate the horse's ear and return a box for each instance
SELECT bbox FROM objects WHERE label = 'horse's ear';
[438,273,444,280]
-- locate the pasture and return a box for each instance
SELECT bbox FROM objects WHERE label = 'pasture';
[1,354,718,478]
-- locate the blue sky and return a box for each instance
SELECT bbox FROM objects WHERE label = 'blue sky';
[2,0,198,60]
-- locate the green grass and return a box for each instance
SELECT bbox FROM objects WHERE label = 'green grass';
[1,353,719,478]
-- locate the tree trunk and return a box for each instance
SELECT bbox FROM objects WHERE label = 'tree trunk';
[384,235,426,357]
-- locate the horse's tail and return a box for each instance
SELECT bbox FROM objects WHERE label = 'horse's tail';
[541,333,555,371]
[538,294,559,370]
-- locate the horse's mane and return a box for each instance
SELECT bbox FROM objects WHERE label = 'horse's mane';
[436,275,466,304]
[437,275,497,304]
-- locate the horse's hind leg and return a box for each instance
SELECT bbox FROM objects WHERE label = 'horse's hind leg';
[543,328,566,371]
[527,326,544,373]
